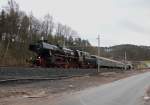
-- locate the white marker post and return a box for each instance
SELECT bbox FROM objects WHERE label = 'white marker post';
[97,35,100,72]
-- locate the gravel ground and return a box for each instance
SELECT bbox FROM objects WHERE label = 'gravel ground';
[0,69,149,105]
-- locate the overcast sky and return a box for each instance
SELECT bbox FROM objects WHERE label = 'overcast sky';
[0,0,150,47]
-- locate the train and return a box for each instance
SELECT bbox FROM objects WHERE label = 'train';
[28,41,132,69]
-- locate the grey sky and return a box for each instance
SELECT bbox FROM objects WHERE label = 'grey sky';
[0,0,150,47]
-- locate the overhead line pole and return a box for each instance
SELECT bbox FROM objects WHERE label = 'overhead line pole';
[124,51,127,70]
[97,34,100,72]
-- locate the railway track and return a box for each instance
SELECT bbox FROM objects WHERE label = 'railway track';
[0,74,89,84]
[0,67,127,84]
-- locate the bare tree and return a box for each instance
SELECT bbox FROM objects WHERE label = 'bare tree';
[55,22,64,36]
[28,14,41,42]
[3,0,20,58]
[41,14,54,39]
[0,10,6,41]
[19,14,30,43]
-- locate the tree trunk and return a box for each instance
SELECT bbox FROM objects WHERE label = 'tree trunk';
[3,39,10,59]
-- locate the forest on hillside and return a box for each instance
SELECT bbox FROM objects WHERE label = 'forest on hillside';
[100,44,150,61]
[0,0,150,66]
[0,0,96,66]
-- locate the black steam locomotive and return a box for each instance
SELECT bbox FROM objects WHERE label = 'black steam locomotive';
[29,41,97,68]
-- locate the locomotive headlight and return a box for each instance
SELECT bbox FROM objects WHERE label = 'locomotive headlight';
[38,56,41,59]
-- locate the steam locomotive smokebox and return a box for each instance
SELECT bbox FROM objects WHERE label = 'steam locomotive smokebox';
[29,44,38,52]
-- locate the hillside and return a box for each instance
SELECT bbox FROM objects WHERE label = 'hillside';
[100,44,150,61]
